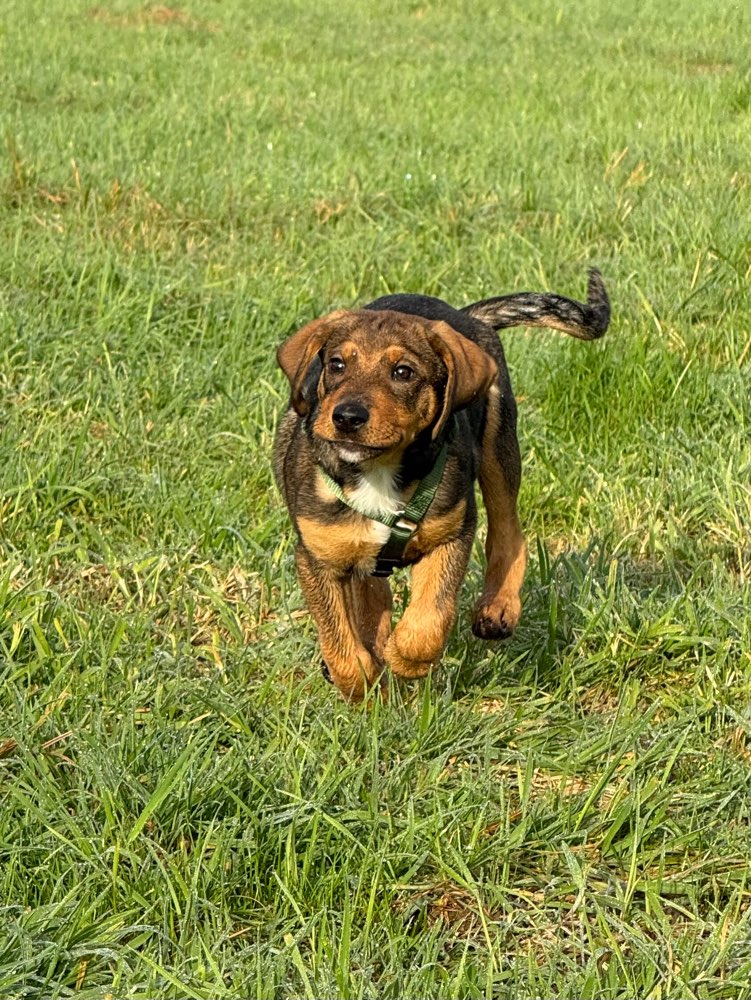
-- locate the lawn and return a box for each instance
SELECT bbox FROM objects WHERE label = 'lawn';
[1,0,750,996]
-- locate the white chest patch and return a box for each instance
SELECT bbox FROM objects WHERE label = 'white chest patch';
[350,465,403,516]
[348,465,403,546]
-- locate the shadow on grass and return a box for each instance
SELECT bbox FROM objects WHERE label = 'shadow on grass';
[446,533,721,703]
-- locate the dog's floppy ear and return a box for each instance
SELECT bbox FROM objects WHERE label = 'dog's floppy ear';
[426,321,498,439]
[277,310,348,416]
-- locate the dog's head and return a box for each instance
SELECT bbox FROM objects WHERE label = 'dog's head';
[277,309,497,465]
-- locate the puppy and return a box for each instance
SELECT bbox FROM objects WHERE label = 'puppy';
[274,271,609,700]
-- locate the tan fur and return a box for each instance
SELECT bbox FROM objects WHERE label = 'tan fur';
[425,321,498,438]
[405,498,468,560]
[313,351,440,452]
[297,515,384,575]
[347,575,392,661]
[473,387,527,635]
[295,546,384,699]
[385,535,472,678]
[277,311,349,415]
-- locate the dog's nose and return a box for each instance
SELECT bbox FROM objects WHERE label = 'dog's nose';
[332,401,369,432]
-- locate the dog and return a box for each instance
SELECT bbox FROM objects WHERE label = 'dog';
[274,270,610,700]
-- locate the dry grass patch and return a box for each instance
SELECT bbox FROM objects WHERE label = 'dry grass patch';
[89,5,220,33]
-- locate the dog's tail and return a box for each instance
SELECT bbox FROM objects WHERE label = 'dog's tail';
[461,268,610,341]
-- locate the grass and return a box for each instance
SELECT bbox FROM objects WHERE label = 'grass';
[1,0,750,996]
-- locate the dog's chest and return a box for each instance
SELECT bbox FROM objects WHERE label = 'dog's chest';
[298,465,405,573]
[347,465,403,544]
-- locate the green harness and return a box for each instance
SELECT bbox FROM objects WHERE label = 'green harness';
[318,443,449,577]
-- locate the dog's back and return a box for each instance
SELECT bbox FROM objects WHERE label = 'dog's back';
[365,294,486,342]
[367,269,610,343]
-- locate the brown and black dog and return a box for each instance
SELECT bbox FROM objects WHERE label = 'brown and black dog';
[274,271,610,700]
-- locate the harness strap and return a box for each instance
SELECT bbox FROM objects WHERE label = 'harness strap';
[318,443,449,576]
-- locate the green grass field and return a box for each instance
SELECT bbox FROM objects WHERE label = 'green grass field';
[1,0,750,996]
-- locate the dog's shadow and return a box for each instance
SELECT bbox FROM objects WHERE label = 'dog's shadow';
[438,534,690,702]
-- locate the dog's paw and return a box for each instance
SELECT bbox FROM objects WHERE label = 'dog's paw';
[384,630,439,679]
[321,650,385,702]
[471,613,514,640]
[472,596,521,640]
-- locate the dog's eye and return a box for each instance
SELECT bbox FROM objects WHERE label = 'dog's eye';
[392,364,414,382]
[327,357,345,374]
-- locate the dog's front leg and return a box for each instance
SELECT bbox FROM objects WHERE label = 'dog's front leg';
[346,575,392,662]
[384,537,472,679]
[295,546,385,700]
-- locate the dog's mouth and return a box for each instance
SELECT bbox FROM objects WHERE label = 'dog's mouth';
[321,439,396,465]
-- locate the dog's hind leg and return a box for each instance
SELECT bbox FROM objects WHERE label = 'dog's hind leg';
[472,385,527,640]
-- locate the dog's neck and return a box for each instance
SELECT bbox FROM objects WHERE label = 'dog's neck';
[312,423,452,512]
[348,461,404,517]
